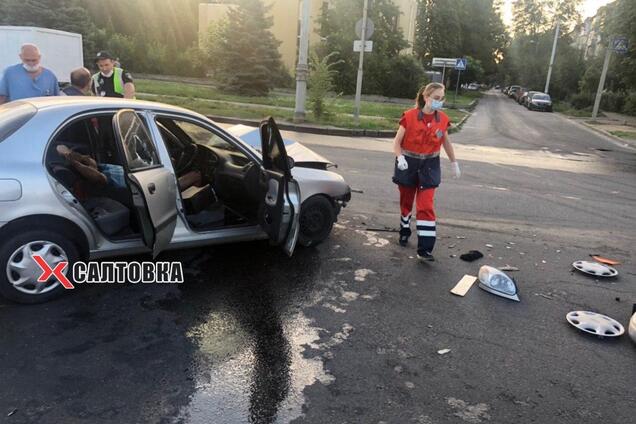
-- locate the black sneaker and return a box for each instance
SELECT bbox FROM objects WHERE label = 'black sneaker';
[417,252,435,262]
[398,234,409,246]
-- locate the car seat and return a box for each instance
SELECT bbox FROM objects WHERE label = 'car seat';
[83,197,131,236]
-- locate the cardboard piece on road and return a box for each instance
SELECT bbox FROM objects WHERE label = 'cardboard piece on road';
[451,275,477,297]
[590,255,621,266]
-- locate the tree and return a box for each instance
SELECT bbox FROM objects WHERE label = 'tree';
[203,0,287,95]
[512,0,547,37]
[414,0,463,63]
[414,0,507,86]
[317,0,410,96]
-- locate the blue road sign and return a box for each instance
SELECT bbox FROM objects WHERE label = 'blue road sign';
[455,58,467,71]
[612,37,628,54]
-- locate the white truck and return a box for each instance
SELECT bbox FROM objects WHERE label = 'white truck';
[0,26,83,83]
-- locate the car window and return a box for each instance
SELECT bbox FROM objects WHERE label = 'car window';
[117,112,161,171]
[0,102,37,144]
[174,120,238,152]
[533,94,550,100]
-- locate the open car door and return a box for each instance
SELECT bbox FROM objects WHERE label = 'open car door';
[113,110,178,258]
[259,117,301,256]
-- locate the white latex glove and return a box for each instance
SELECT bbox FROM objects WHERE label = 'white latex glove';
[397,155,408,171]
[450,161,461,179]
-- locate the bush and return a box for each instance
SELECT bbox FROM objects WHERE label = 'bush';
[308,52,340,118]
[382,55,429,99]
[569,92,594,109]
[623,92,636,116]
[600,91,625,113]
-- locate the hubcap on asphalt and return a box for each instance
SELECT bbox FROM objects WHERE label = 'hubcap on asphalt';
[6,241,68,295]
[566,311,625,337]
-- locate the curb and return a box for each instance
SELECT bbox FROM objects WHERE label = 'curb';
[555,114,636,151]
[578,120,636,148]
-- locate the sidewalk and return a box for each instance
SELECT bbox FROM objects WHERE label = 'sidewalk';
[567,110,636,148]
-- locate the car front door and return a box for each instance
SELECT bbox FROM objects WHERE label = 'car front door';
[259,117,301,256]
[113,110,178,257]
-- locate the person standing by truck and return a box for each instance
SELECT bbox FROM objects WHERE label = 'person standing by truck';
[0,43,60,104]
[91,51,135,99]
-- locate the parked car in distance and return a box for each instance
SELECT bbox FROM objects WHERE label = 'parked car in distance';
[507,85,521,98]
[466,83,480,91]
[520,90,540,106]
[512,87,527,102]
[527,93,553,112]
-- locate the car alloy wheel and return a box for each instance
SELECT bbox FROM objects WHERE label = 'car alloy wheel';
[6,241,68,295]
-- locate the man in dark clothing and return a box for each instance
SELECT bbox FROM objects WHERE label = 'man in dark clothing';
[62,67,91,96]
[91,51,135,99]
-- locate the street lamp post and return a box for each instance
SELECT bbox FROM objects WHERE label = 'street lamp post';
[592,37,613,120]
[353,0,369,125]
[544,19,560,94]
[294,0,312,123]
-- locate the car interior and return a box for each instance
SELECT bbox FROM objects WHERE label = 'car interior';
[154,116,262,231]
[46,112,264,241]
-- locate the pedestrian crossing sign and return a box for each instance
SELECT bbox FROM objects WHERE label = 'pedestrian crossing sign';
[455,58,467,71]
[612,37,628,54]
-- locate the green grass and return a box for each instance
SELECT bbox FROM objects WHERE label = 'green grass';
[136,78,470,131]
[552,101,594,117]
[609,130,636,140]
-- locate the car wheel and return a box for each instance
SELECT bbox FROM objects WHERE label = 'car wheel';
[0,230,78,304]
[298,196,336,247]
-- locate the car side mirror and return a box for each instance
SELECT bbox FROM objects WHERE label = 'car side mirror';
[288,156,295,169]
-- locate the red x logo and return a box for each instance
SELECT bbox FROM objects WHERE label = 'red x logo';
[32,255,75,289]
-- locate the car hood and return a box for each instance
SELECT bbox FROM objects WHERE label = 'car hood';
[226,124,335,168]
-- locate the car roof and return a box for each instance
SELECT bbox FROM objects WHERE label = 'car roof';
[21,96,202,117]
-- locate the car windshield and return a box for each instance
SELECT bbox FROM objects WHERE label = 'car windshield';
[0,101,37,144]
[533,94,550,100]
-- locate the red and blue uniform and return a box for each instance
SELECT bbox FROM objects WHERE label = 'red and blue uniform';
[393,108,450,254]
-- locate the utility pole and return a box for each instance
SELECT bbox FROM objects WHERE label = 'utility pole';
[294,0,311,123]
[544,19,560,94]
[353,0,369,125]
[592,37,613,120]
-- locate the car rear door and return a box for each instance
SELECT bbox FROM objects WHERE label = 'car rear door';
[259,117,301,256]
[112,109,178,257]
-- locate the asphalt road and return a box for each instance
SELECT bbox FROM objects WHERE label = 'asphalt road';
[1,91,634,424]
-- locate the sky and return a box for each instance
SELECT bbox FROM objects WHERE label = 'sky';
[501,0,617,26]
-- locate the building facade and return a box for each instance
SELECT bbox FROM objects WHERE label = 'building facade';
[199,0,418,73]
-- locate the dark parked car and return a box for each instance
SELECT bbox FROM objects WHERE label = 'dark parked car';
[527,93,553,112]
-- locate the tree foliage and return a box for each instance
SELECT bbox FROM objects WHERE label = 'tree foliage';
[414,0,508,85]
[203,0,288,95]
[317,0,421,96]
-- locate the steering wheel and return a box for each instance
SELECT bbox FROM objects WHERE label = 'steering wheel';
[174,143,198,174]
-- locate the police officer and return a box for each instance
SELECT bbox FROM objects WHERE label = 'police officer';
[91,51,135,99]
[392,82,460,262]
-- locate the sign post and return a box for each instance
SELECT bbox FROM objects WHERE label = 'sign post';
[454,58,467,107]
[432,57,459,85]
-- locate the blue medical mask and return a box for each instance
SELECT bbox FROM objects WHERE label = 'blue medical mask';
[431,99,444,110]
